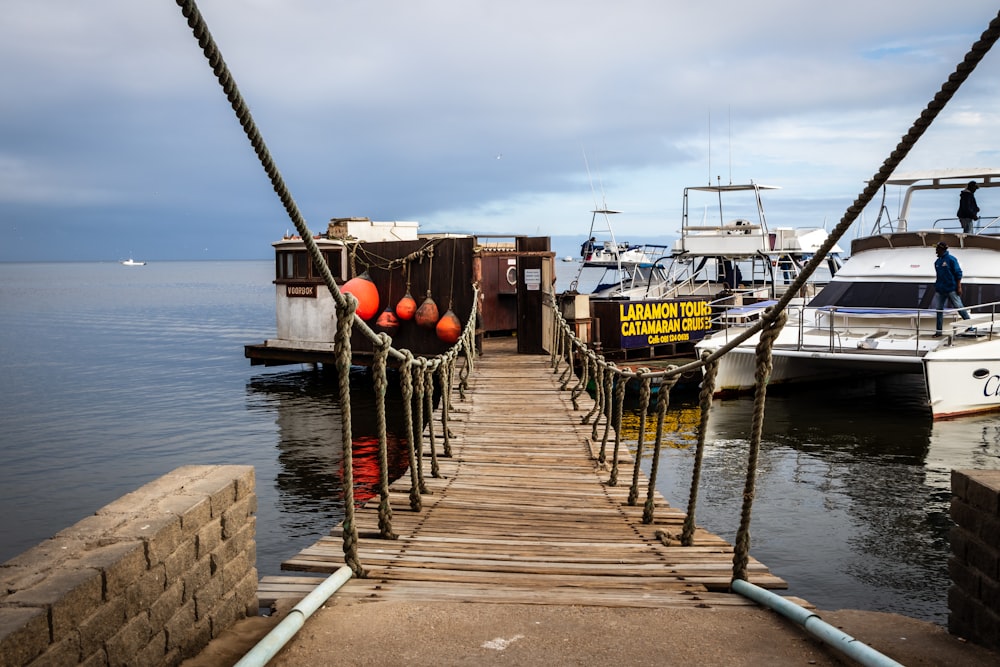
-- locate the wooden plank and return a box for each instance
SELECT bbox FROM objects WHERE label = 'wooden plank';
[275,337,789,610]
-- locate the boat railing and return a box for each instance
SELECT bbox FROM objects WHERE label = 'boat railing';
[977,216,1000,233]
[708,299,1000,355]
[931,216,1000,233]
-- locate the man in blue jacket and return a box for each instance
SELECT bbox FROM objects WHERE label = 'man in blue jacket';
[933,241,970,337]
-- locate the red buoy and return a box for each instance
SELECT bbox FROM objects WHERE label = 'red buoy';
[415,292,439,329]
[436,309,462,344]
[341,272,380,320]
[375,307,400,336]
[395,290,417,321]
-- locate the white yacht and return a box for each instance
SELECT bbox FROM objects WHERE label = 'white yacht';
[696,169,1000,419]
[662,182,844,303]
[568,208,674,300]
[569,183,843,303]
[561,182,843,365]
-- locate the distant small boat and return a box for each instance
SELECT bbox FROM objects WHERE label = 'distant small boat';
[121,259,146,266]
[562,256,574,262]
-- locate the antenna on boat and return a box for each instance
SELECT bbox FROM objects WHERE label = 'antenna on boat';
[728,105,733,186]
[707,110,712,186]
[580,148,627,293]
[582,148,604,210]
[583,149,594,202]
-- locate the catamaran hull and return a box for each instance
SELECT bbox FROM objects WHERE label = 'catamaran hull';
[711,347,922,392]
[923,342,1000,418]
[709,341,1000,419]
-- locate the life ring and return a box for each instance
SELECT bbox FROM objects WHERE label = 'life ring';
[505,265,517,286]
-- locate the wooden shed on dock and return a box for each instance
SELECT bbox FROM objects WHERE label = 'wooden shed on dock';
[245,219,555,366]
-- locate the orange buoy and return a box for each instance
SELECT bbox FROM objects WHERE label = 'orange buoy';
[395,290,417,321]
[414,292,439,329]
[435,309,462,344]
[375,307,400,336]
[340,272,380,320]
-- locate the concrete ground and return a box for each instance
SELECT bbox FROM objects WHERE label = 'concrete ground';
[184,599,1000,666]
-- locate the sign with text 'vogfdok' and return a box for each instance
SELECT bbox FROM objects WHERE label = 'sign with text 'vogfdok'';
[617,298,713,348]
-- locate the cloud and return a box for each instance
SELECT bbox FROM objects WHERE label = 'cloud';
[1,1,998,261]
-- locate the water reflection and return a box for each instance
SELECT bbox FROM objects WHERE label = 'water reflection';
[245,367,411,574]
[248,367,411,505]
[626,381,1000,624]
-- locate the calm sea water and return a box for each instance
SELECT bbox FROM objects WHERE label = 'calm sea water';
[2,260,999,625]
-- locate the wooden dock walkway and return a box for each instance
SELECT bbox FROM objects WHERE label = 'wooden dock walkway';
[259,337,786,609]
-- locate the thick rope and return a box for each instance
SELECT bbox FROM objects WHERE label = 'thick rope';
[400,352,422,511]
[681,351,719,546]
[569,349,589,410]
[548,314,560,368]
[458,323,474,399]
[334,294,365,577]
[607,369,628,486]
[627,373,652,506]
[372,334,397,540]
[597,364,616,464]
[642,375,675,524]
[558,330,574,388]
[732,309,787,582]
[585,361,604,431]
[424,367,440,478]
[438,361,453,457]
[412,364,429,494]
[551,323,563,373]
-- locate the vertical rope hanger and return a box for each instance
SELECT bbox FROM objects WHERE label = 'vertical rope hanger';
[558,331,574,389]
[732,310,786,582]
[607,370,628,486]
[400,351,422,511]
[585,359,604,432]
[681,351,719,546]
[334,293,365,576]
[424,366,440,477]
[627,372,652,506]
[569,350,590,410]
[372,333,397,540]
[437,361,453,458]
[597,365,615,464]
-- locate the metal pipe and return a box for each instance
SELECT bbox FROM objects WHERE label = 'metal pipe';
[235,565,354,667]
[731,578,904,667]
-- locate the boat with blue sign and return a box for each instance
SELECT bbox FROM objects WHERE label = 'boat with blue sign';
[561,181,844,365]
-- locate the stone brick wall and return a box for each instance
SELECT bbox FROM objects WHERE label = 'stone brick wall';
[949,469,1000,651]
[0,465,257,667]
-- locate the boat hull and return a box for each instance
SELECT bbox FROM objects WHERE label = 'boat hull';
[709,346,924,393]
[704,331,1000,419]
[923,341,1000,418]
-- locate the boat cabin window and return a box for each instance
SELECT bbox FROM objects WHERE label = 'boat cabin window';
[277,251,308,280]
[808,282,1000,311]
[275,249,346,283]
[808,282,934,309]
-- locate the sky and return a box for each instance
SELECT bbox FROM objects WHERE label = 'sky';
[2,1,1000,262]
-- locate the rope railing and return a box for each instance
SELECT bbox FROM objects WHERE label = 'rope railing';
[175,0,483,577]
[176,0,1000,594]
[543,8,1000,586]
[547,297,681,520]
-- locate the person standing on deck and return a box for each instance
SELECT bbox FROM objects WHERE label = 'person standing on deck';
[957,181,980,234]
[933,241,970,337]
